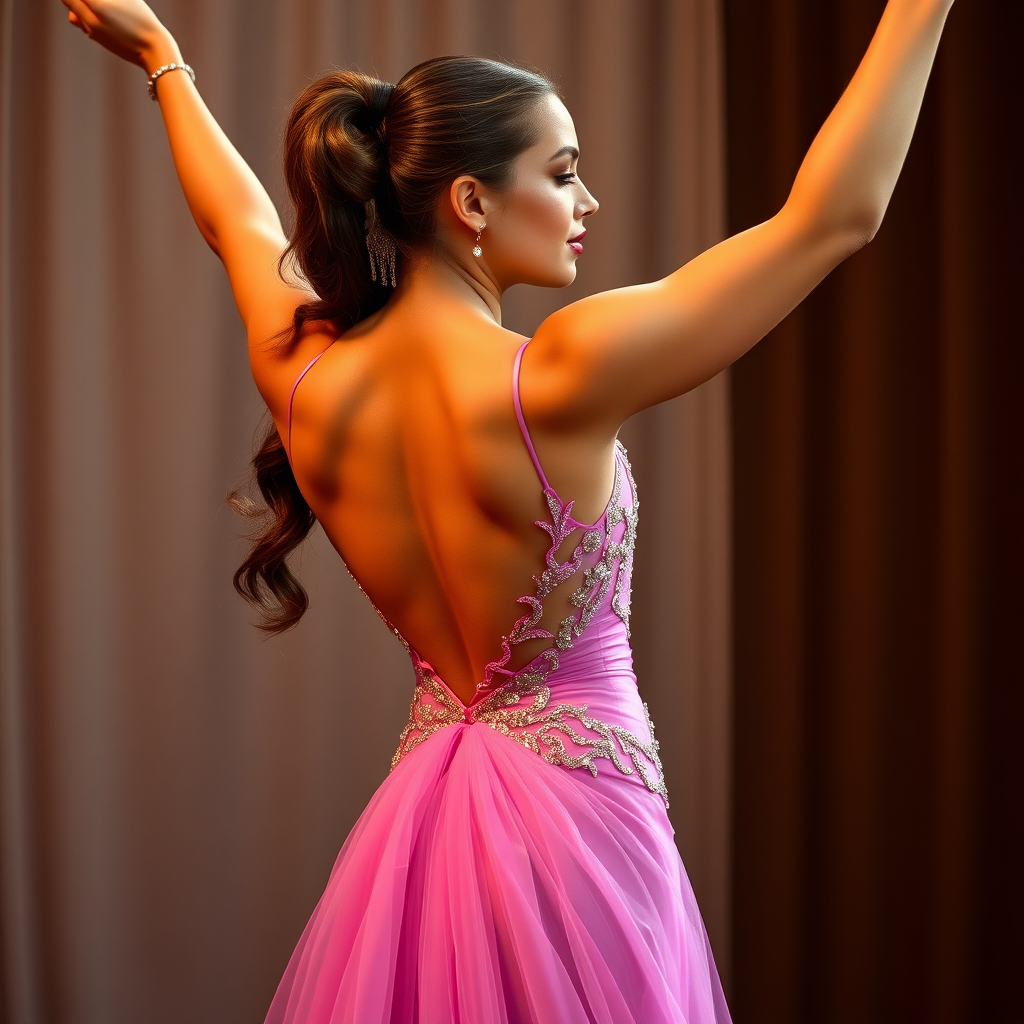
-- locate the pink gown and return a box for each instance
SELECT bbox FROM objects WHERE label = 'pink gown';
[265,339,731,1023]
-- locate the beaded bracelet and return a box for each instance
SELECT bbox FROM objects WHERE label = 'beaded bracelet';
[147,62,195,101]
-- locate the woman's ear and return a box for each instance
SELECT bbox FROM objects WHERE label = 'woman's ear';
[448,176,488,232]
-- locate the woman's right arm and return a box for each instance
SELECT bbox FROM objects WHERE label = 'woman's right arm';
[531,0,955,430]
[62,1,324,404]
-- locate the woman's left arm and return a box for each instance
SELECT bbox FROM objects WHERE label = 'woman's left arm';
[62,0,313,357]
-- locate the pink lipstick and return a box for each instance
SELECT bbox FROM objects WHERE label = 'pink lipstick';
[567,228,586,255]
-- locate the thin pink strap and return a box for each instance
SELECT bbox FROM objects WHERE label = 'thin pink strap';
[286,350,328,463]
[512,339,551,491]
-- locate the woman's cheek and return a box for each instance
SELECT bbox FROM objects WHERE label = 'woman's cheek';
[522,184,563,236]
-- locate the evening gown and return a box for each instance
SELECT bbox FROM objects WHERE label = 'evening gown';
[265,339,732,1024]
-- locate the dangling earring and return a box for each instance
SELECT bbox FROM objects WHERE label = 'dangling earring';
[364,198,397,288]
[472,223,485,258]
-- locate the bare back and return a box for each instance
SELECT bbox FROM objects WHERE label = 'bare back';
[279,305,620,706]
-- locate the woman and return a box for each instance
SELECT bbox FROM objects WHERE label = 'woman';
[62,0,954,1020]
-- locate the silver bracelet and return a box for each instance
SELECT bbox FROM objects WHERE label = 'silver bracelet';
[147,62,195,101]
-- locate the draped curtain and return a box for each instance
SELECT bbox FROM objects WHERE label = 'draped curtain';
[725,2,1024,1022]
[0,2,730,1021]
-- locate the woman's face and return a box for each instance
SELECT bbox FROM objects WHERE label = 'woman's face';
[481,93,599,289]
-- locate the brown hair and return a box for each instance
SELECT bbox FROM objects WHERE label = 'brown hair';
[230,56,557,633]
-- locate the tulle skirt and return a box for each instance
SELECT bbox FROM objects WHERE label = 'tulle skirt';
[265,720,731,1024]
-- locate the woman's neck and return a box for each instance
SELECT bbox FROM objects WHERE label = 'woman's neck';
[392,248,504,327]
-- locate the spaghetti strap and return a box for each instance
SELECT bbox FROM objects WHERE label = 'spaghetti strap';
[286,349,328,465]
[512,339,552,491]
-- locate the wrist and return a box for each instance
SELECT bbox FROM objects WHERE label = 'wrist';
[139,28,182,76]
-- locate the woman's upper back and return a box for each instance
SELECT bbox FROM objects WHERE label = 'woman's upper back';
[278,302,621,705]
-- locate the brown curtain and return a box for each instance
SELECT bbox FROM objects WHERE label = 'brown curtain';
[0,2,729,1021]
[725,2,1024,1022]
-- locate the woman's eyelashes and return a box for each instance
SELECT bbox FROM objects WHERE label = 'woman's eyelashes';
[555,171,578,185]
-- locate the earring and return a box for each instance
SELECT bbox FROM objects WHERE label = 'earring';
[472,223,485,258]
[365,198,397,288]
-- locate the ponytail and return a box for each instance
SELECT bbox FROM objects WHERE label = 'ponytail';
[282,71,397,338]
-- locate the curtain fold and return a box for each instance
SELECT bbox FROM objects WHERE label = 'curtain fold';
[0,2,729,1021]
[725,2,1024,1022]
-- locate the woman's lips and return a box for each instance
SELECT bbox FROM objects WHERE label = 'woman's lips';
[567,229,586,255]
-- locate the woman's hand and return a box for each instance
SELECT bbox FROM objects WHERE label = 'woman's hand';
[61,0,176,73]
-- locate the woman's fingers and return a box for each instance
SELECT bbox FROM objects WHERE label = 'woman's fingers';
[62,0,99,30]
[66,11,92,38]
[67,12,92,38]
[62,0,102,39]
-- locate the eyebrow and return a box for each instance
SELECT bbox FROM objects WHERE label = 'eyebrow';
[548,146,579,162]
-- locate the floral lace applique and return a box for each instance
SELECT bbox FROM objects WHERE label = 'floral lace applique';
[390,442,667,806]
[610,454,639,635]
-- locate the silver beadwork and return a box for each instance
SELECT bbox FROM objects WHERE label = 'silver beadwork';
[393,660,668,807]
[146,62,195,101]
[609,441,638,635]
[364,198,397,287]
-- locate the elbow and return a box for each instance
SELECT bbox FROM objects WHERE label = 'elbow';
[784,198,884,261]
[842,199,889,252]
[848,212,883,250]
[825,213,881,263]
[200,222,222,259]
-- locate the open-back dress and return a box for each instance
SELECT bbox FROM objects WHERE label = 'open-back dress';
[265,338,732,1024]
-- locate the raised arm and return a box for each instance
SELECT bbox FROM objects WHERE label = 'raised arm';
[61,0,313,354]
[533,0,955,428]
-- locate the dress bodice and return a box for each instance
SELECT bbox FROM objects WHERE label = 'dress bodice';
[286,338,668,806]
